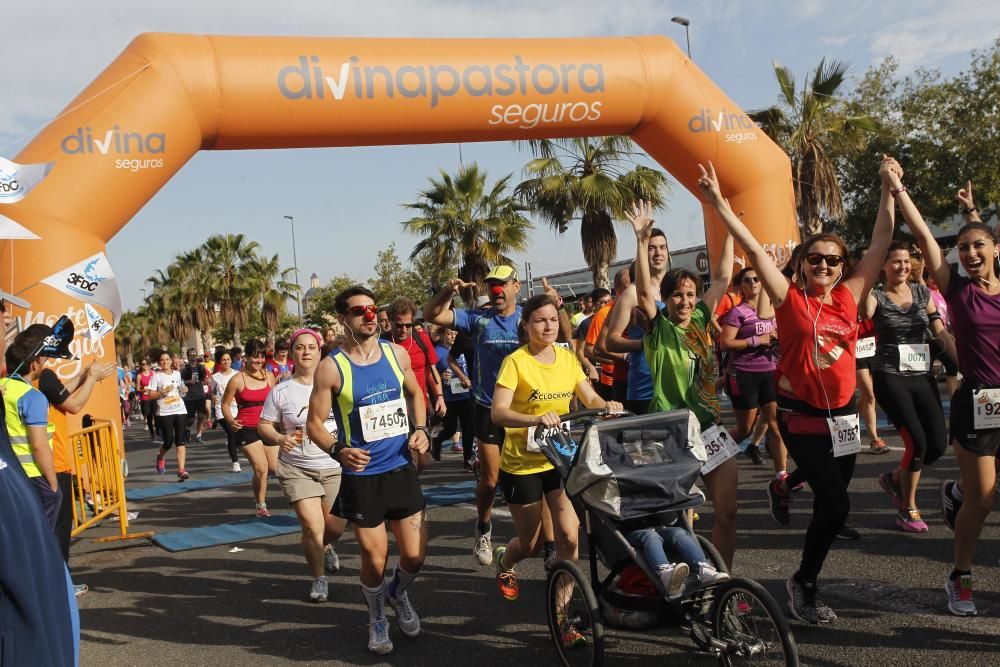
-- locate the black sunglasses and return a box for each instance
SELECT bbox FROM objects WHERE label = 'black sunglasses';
[741,276,760,284]
[805,253,845,267]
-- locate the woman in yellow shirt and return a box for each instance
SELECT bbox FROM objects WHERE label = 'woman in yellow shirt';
[491,293,622,608]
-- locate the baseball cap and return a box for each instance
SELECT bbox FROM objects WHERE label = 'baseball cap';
[474,295,491,308]
[485,265,518,282]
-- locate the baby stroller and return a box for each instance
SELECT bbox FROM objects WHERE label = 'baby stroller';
[534,408,798,666]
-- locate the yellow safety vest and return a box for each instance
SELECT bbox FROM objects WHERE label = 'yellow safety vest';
[0,376,55,478]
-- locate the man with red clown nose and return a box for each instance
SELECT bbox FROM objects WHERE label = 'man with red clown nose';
[425,266,571,570]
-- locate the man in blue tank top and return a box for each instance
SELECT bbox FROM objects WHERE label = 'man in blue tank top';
[308,286,430,657]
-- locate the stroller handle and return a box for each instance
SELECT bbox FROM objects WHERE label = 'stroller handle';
[531,408,632,443]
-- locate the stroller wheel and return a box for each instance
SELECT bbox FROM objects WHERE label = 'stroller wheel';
[710,577,799,666]
[546,560,604,667]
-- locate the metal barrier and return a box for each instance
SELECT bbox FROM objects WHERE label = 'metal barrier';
[69,418,154,543]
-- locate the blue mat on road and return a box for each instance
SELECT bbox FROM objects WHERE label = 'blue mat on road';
[151,478,478,552]
[126,471,253,501]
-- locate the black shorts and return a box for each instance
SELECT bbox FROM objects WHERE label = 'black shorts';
[499,468,562,505]
[333,463,426,528]
[235,427,263,448]
[949,382,1000,456]
[474,402,505,445]
[726,370,776,410]
[185,399,208,417]
[856,356,873,371]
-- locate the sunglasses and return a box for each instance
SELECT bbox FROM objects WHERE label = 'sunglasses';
[741,276,760,284]
[346,304,378,317]
[804,253,845,267]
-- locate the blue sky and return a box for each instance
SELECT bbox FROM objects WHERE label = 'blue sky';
[1,1,996,311]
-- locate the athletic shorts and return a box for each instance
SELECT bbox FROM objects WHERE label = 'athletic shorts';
[333,463,425,528]
[949,382,1000,456]
[856,356,873,372]
[185,399,208,418]
[277,458,342,506]
[726,370,777,410]
[474,402,505,445]
[234,427,263,448]
[499,468,562,505]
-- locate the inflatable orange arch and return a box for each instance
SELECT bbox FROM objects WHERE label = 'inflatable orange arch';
[2,33,797,431]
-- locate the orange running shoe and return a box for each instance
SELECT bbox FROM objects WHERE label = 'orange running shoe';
[495,546,519,600]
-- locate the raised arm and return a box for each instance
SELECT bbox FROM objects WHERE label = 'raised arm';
[697,162,790,307]
[701,232,734,314]
[602,287,642,355]
[627,201,659,321]
[424,278,475,327]
[957,180,983,224]
[845,160,897,301]
[883,158,949,292]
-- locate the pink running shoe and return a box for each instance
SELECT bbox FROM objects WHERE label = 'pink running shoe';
[897,508,928,533]
[155,456,166,474]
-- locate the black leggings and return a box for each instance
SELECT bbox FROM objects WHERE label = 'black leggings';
[141,400,158,438]
[219,418,239,463]
[434,398,475,464]
[871,371,947,472]
[156,413,186,451]
[778,418,856,586]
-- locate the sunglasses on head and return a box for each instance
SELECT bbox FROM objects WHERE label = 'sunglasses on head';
[346,304,377,317]
[741,276,760,284]
[804,253,845,267]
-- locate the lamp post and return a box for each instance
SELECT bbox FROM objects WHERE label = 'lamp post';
[671,16,691,59]
[283,215,303,323]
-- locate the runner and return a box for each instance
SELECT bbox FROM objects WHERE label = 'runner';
[432,327,474,465]
[136,358,158,441]
[181,348,209,444]
[221,339,278,516]
[265,340,294,380]
[574,288,610,386]
[699,159,895,624]
[490,293,622,645]
[147,350,191,481]
[889,164,1000,616]
[584,270,631,401]
[307,286,430,656]
[210,349,241,473]
[258,328,345,603]
[718,267,788,480]
[629,201,740,570]
[863,241,954,532]
[387,297,446,421]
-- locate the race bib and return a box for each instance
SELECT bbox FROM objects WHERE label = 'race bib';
[828,414,861,457]
[973,387,1000,430]
[855,337,876,359]
[448,378,469,395]
[360,399,409,442]
[698,423,739,475]
[898,343,930,372]
[162,384,181,406]
[303,418,339,447]
[530,421,571,453]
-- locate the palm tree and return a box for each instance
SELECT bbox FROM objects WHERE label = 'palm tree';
[402,163,533,295]
[246,252,299,345]
[749,58,879,235]
[201,233,261,346]
[515,137,669,289]
[174,247,217,352]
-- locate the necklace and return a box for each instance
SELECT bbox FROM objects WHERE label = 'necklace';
[245,369,267,381]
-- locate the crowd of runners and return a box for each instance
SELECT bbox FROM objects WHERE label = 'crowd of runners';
[4,156,998,659]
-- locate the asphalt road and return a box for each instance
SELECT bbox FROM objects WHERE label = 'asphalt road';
[73,402,999,666]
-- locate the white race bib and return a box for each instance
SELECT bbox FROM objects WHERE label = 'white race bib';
[448,378,469,395]
[698,423,739,475]
[360,399,409,442]
[530,421,571,453]
[898,343,930,372]
[828,414,861,457]
[855,337,876,359]
[973,388,1000,430]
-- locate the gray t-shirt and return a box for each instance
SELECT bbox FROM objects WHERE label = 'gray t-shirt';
[871,283,931,375]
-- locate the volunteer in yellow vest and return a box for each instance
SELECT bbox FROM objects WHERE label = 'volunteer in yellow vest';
[490,293,622,641]
[2,326,59,527]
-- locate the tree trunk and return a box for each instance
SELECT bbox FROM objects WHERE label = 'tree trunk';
[580,209,616,291]
[233,327,242,348]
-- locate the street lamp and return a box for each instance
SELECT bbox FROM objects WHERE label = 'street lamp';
[283,215,303,323]
[671,16,691,59]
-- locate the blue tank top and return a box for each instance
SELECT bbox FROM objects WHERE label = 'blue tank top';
[626,300,662,401]
[330,342,410,476]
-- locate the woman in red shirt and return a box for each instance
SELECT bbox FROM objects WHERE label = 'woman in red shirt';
[696,158,896,625]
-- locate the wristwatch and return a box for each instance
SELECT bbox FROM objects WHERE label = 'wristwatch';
[962,206,978,215]
[413,425,431,438]
[331,442,350,460]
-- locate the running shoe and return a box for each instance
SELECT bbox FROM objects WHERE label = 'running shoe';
[543,547,557,572]
[255,503,270,518]
[452,443,463,453]
[368,619,394,655]
[767,479,791,526]
[309,578,328,603]
[387,586,421,637]
[941,480,961,531]
[786,577,819,625]
[835,525,860,540]
[177,470,190,482]
[945,573,977,616]
[195,435,205,444]
[657,562,690,598]
[495,546,519,601]
[474,523,493,566]
[744,444,763,465]
[816,600,838,623]
[695,562,730,588]
[869,437,890,454]
[324,545,340,574]
[155,456,166,474]
[878,471,903,510]
[231,461,242,473]
[73,583,89,597]
[558,619,587,649]
[897,508,929,533]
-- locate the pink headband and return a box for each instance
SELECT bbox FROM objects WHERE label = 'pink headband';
[288,327,323,348]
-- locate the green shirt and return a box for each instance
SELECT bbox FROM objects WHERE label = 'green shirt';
[644,301,720,429]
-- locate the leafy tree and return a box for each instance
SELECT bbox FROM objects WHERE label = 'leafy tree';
[304,273,360,327]
[368,243,427,306]
[750,58,878,235]
[515,137,669,289]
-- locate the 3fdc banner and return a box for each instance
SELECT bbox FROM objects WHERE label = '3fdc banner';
[0,156,53,205]
[2,33,799,433]
[40,252,122,327]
